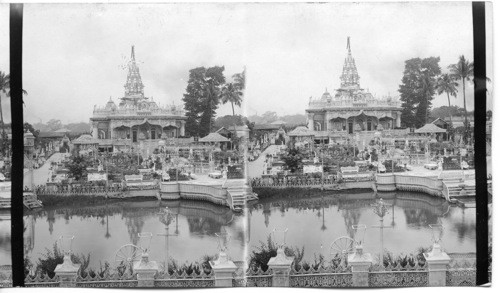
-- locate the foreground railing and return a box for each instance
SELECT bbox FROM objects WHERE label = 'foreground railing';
[20,232,479,288]
[290,265,353,287]
[445,258,477,286]
[368,263,428,287]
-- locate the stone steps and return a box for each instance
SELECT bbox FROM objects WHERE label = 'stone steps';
[448,185,476,198]
[23,198,43,209]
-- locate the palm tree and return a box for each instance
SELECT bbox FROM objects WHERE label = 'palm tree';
[220,83,242,117]
[0,72,10,156]
[0,71,9,134]
[436,73,459,128]
[233,69,246,92]
[449,55,474,143]
[420,72,435,127]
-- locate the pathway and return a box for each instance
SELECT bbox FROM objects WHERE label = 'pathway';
[23,152,66,188]
[247,145,282,179]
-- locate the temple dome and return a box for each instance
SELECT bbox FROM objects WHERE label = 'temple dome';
[105,98,117,110]
[321,89,332,101]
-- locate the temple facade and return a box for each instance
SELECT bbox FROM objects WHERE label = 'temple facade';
[90,46,187,152]
[306,38,402,139]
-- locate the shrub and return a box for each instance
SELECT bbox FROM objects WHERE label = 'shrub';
[249,235,304,271]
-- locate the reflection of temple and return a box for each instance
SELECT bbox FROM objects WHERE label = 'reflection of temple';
[90,46,187,152]
[342,209,361,239]
[47,210,55,235]
[306,37,402,139]
[24,215,35,254]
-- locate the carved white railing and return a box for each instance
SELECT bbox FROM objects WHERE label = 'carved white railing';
[308,99,401,110]
[160,182,228,206]
[93,107,185,118]
[393,175,442,197]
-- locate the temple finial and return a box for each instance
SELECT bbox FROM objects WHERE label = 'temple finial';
[347,36,351,52]
[131,45,135,61]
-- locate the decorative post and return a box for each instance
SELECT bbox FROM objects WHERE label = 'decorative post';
[180,121,185,137]
[157,207,177,274]
[54,235,80,288]
[424,224,450,286]
[210,227,237,287]
[268,228,293,287]
[133,232,158,287]
[348,225,372,287]
[371,198,392,265]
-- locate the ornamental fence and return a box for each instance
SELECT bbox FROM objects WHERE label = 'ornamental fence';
[251,173,375,188]
[20,250,482,288]
[289,265,353,287]
[368,263,428,287]
[35,185,125,197]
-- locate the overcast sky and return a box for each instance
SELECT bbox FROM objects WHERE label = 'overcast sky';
[0,2,493,124]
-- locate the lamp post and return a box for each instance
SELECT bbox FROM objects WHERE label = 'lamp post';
[371,198,393,265]
[157,207,177,273]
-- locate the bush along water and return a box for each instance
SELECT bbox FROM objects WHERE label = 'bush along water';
[24,243,111,279]
[24,242,215,279]
[248,234,345,272]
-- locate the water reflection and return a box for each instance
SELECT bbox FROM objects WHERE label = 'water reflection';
[0,211,11,266]
[25,200,245,269]
[248,191,475,261]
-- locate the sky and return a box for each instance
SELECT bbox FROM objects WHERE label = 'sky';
[0,2,493,124]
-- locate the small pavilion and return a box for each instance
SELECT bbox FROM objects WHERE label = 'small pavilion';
[72,134,100,155]
[414,123,447,141]
[198,133,231,150]
[287,126,315,148]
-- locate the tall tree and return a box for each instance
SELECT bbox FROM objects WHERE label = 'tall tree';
[220,83,242,117]
[436,73,459,128]
[449,55,474,143]
[182,66,226,137]
[398,57,441,128]
[0,72,9,146]
[232,69,246,92]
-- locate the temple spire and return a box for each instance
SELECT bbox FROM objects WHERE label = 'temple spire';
[124,45,144,98]
[340,37,360,89]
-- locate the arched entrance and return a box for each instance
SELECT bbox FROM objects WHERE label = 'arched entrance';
[330,117,347,131]
[131,121,162,142]
[113,126,131,140]
[163,125,179,138]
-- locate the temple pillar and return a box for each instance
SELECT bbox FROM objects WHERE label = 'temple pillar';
[180,121,185,137]
[396,112,401,128]
[307,113,314,130]
[91,123,98,139]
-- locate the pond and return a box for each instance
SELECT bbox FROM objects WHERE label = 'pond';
[24,200,246,269]
[0,212,10,266]
[23,191,476,270]
[247,190,476,261]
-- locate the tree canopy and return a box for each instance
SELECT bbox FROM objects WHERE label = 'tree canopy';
[398,57,441,128]
[182,66,226,137]
[214,115,248,129]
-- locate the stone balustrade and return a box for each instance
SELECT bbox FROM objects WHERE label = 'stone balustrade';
[376,174,445,198]
[159,182,229,206]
